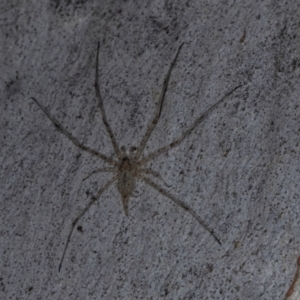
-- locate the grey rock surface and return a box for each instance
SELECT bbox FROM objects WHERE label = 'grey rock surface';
[1,1,300,299]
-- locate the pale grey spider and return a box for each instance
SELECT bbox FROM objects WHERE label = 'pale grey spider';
[31,42,241,271]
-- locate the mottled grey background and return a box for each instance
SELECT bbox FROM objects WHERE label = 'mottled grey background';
[1,1,300,299]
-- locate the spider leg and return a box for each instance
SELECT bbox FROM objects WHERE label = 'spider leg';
[95,42,122,159]
[139,85,242,166]
[58,175,117,271]
[135,43,184,160]
[83,167,116,181]
[31,97,116,166]
[140,168,170,187]
[139,174,221,245]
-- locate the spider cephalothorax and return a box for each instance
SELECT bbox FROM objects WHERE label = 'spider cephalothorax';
[31,41,241,271]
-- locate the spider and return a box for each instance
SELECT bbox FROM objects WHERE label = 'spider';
[31,42,241,271]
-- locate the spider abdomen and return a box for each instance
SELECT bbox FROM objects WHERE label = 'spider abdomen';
[117,169,136,216]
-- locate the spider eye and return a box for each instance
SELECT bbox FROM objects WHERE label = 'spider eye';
[130,146,137,152]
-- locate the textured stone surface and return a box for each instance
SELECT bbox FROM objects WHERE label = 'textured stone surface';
[1,1,300,299]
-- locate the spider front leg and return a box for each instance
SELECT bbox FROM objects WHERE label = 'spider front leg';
[31,97,117,166]
[139,174,221,245]
[135,43,184,160]
[95,42,122,159]
[139,84,242,165]
[59,175,117,271]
